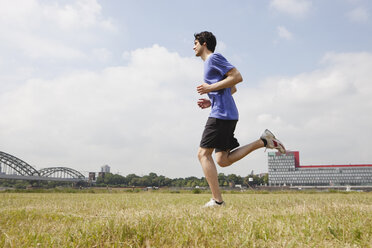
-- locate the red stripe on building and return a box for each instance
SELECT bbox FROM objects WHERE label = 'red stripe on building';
[298,164,372,168]
[280,151,372,168]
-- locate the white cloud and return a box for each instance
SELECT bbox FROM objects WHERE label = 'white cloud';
[234,52,372,168]
[347,7,369,22]
[0,0,114,31]
[277,26,293,40]
[122,51,131,62]
[1,46,371,177]
[11,32,86,59]
[42,0,115,31]
[0,45,204,177]
[270,0,312,17]
[0,0,115,60]
[92,48,112,63]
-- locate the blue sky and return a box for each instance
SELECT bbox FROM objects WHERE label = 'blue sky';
[103,0,372,80]
[1,0,372,178]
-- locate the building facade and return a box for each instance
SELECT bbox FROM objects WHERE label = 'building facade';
[101,165,110,173]
[268,151,372,186]
[89,172,96,181]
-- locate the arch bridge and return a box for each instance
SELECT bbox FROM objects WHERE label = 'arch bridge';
[0,151,40,176]
[0,151,86,182]
[39,167,85,179]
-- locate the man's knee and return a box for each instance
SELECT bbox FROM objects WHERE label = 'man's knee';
[215,153,232,167]
[197,147,213,161]
[216,158,231,167]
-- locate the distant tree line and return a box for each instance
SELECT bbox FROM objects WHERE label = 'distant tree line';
[95,172,268,188]
[0,179,84,189]
[0,173,268,189]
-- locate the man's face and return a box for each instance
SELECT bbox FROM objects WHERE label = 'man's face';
[193,39,204,57]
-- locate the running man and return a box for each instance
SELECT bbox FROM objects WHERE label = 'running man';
[194,31,286,207]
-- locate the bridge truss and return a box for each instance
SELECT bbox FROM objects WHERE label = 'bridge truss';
[0,151,40,176]
[0,151,86,182]
[39,167,85,179]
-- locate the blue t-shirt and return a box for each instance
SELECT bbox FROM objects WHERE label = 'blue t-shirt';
[204,53,239,120]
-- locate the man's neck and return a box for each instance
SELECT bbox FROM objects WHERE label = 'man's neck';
[201,50,213,61]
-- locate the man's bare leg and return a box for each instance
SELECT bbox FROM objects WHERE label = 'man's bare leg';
[215,139,265,167]
[197,147,223,202]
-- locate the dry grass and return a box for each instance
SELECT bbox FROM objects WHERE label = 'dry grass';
[1,192,372,247]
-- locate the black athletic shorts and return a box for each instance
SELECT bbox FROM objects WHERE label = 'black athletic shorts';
[200,117,240,152]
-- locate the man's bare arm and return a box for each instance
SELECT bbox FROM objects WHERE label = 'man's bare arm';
[197,68,243,95]
[231,85,237,95]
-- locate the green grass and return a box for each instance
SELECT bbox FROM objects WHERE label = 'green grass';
[1,192,372,247]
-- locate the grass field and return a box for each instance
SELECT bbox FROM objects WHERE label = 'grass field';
[1,191,372,247]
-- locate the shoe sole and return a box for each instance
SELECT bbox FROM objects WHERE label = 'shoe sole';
[262,129,286,154]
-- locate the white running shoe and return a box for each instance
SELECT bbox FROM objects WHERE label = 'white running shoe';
[203,198,226,208]
[260,129,286,154]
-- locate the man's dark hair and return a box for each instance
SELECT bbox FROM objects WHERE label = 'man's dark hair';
[194,31,217,52]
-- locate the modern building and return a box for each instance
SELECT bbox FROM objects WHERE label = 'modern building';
[101,165,110,173]
[88,172,96,181]
[268,151,372,186]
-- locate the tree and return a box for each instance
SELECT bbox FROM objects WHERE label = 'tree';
[126,174,140,186]
[218,173,227,186]
[92,171,267,188]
